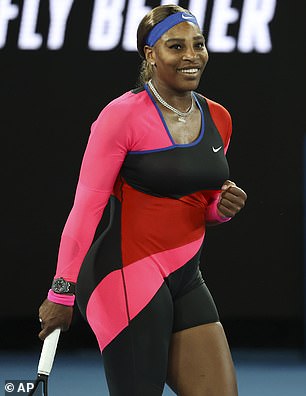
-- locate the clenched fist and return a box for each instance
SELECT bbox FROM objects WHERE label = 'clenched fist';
[217,180,247,219]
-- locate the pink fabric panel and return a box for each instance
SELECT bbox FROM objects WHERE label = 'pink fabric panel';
[127,91,173,151]
[85,237,203,351]
[86,270,129,352]
[124,237,204,320]
[55,186,111,281]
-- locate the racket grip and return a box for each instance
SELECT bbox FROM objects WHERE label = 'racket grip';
[37,328,61,375]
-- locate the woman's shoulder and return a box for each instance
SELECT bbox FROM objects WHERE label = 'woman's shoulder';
[195,93,232,146]
[102,87,148,116]
[195,93,231,121]
[90,87,150,148]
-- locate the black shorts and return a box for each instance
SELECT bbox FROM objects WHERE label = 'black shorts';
[165,253,219,332]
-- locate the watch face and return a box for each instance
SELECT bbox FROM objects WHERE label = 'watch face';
[52,278,68,293]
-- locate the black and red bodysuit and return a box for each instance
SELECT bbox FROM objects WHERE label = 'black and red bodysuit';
[53,85,232,395]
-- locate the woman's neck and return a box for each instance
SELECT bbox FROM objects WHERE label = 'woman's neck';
[150,78,193,113]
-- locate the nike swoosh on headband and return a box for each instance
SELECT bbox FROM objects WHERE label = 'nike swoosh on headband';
[181,14,195,20]
[145,12,199,47]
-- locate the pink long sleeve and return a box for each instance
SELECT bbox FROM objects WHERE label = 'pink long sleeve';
[54,96,133,282]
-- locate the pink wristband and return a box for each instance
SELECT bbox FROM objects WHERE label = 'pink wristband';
[206,199,232,223]
[47,289,75,306]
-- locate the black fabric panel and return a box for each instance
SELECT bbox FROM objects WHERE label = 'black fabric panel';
[76,196,123,319]
[121,94,229,198]
[164,246,219,331]
[172,281,220,332]
[102,282,173,396]
[131,86,145,94]
[164,245,203,299]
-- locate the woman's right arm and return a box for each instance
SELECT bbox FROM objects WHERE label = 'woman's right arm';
[38,102,132,339]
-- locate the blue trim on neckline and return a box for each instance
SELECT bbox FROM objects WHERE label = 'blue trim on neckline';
[143,83,205,149]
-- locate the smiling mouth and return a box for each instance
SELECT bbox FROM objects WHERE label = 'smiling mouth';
[177,67,201,74]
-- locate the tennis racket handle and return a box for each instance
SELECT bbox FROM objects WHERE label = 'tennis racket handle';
[37,328,61,375]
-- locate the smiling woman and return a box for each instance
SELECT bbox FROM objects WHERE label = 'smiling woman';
[36,4,247,396]
[146,24,207,96]
[144,20,207,137]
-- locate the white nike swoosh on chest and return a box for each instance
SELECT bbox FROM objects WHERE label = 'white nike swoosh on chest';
[212,146,222,153]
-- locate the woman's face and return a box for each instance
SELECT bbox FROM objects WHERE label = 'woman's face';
[146,21,208,92]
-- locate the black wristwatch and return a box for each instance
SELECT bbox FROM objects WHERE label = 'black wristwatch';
[51,278,76,294]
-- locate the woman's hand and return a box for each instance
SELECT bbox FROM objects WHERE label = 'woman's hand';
[38,298,73,340]
[218,180,247,219]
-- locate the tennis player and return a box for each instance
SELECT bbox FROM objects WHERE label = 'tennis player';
[38,4,247,395]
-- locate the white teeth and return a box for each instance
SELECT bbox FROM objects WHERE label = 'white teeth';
[179,68,199,73]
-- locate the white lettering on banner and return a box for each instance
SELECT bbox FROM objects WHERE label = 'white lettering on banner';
[237,0,277,53]
[188,0,207,32]
[0,0,278,53]
[18,0,42,49]
[47,0,74,49]
[89,0,125,50]
[208,0,239,52]
[160,0,178,5]
[122,0,150,51]
[122,0,208,51]
[0,0,19,48]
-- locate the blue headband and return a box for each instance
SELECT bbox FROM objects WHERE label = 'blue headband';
[146,12,199,47]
